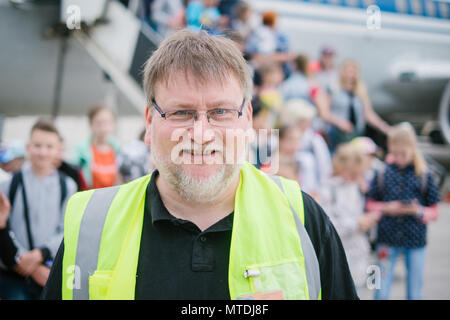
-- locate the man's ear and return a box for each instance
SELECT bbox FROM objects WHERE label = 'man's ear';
[144,106,153,146]
[245,99,253,129]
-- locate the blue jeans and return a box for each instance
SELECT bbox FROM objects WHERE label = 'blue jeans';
[374,246,426,300]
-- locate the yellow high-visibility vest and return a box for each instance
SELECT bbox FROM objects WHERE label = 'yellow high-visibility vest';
[61,162,321,300]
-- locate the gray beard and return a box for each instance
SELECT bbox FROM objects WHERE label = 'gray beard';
[151,146,241,203]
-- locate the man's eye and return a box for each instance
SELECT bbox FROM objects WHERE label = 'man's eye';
[173,110,189,116]
[169,110,196,119]
[211,109,226,115]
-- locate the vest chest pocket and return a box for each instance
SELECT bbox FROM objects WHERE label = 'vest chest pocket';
[243,259,309,300]
[89,270,114,300]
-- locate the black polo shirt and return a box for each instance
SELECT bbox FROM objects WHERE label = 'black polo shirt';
[42,171,358,300]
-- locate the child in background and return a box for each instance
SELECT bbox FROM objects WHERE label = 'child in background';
[150,0,185,38]
[73,104,120,189]
[186,0,204,31]
[258,62,285,128]
[351,136,384,194]
[248,96,276,172]
[230,1,256,40]
[351,136,385,251]
[320,143,381,291]
[366,122,441,300]
[200,0,222,34]
[186,0,223,34]
[280,99,332,199]
[276,125,302,182]
[0,119,77,299]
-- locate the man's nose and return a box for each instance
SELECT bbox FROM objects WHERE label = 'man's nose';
[192,113,215,145]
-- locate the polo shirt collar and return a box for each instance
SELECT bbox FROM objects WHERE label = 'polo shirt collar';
[147,170,174,225]
[146,170,234,232]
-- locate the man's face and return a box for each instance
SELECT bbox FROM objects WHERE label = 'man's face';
[145,71,252,202]
[27,129,60,171]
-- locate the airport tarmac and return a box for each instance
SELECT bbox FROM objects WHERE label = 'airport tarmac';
[1,115,449,300]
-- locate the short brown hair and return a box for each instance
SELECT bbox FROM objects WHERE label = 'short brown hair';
[143,29,253,106]
[30,118,61,140]
[294,54,309,75]
[262,11,277,27]
[87,104,115,124]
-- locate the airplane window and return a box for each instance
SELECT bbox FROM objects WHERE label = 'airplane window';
[363,0,376,8]
[411,0,423,15]
[328,0,342,5]
[439,2,449,18]
[425,0,436,17]
[395,0,408,13]
[345,0,359,6]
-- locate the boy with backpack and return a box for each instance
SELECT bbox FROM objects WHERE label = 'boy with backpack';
[0,118,76,299]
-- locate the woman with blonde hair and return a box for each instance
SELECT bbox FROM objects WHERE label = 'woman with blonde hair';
[366,122,441,300]
[319,59,391,152]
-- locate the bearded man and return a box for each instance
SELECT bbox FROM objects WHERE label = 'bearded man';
[42,30,357,300]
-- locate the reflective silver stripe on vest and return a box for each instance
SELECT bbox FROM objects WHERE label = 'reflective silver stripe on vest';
[268,175,321,300]
[73,186,120,300]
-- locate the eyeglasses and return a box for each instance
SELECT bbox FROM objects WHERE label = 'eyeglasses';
[152,99,246,127]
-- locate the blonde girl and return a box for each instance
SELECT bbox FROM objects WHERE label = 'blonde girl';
[366,122,441,300]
